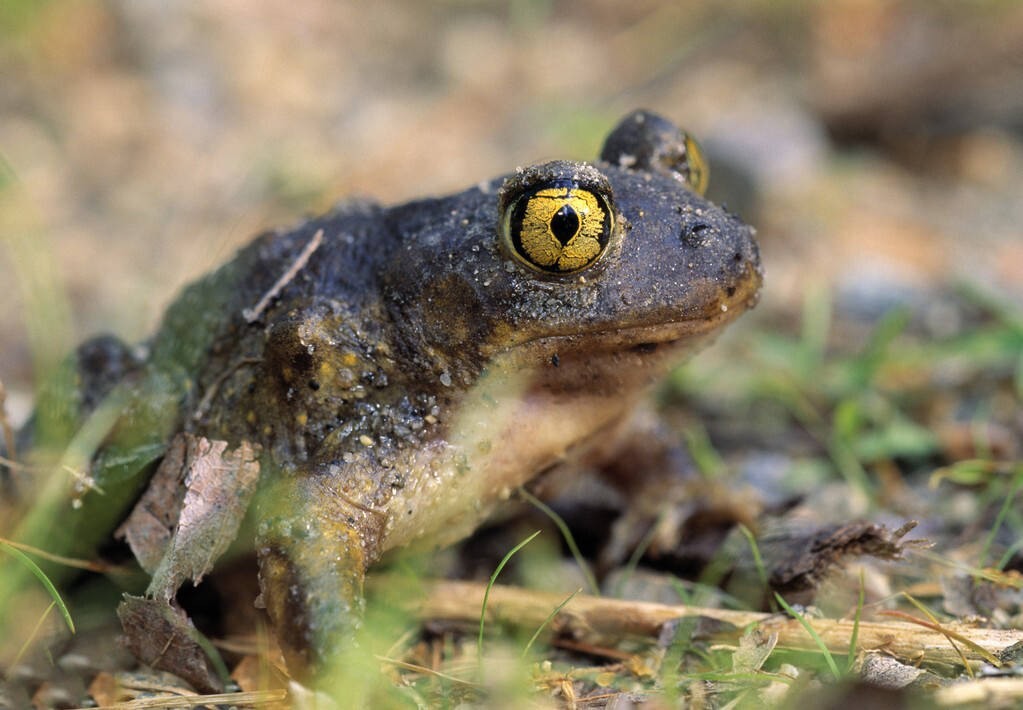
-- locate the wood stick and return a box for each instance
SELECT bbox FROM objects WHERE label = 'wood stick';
[411,580,1023,666]
[67,689,287,710]
[935,678,1023,706]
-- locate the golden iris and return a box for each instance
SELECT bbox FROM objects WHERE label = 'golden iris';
[503,182,614,274]
[682,133,709,196]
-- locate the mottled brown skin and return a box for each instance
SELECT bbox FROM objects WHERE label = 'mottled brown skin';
[6,111,761,681]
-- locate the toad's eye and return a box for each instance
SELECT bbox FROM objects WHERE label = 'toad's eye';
[681,133,709,196]
[502,181,615,274]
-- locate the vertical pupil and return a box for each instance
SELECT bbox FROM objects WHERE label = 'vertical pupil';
[549,205,580,246]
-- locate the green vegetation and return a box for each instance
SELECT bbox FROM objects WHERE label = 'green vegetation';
[2,275,1020,706]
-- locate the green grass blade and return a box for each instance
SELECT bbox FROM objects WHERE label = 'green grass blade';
[996,537,1023,572]
[773,592,839,680]
[477,530,541,667]
[521,587,580,658]
[1,540,75,634]
[1014,349,1023,399]
[799,283,832,371]
[614,510,666,598]
[668,575,692,605]
[737,524,768,590]
[846,571,864,673]
[659,615,700,703]
[980,466,1023,569]
[518,487,600,596]
[683,421,726,479]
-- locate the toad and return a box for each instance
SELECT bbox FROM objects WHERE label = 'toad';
[4,110,761,683]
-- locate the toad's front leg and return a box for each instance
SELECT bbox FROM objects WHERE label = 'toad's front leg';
[254,468,386,679]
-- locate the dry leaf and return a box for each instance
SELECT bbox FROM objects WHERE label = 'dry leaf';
[859,653,925,690]
[117,595,224,693]
[116,434,189,573]
[732,628,778,674]
[770,522,910,593]
[231,653,287,693]
[116,433,261,599]
[86,671,122,707]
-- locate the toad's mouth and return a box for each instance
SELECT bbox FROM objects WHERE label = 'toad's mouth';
[493,262,762,359]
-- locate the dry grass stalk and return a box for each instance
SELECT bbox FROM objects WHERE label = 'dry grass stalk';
[242,228,323,323]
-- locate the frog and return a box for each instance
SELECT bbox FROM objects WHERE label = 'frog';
[2,110,762,684]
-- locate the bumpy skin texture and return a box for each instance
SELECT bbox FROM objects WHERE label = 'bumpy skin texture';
[9,111,762,679]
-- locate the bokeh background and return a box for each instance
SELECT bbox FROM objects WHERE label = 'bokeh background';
[2,0,1022,416]
[2,3,1023,704]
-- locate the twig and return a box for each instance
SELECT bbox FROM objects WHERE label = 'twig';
[67,689,287,709]
[374,654,482,688]
[242,229,323,323]
[2,456,108,494]
[0,453,29,471]
[911,548,1023,589]
[552,638,635,661]
[577,692,629,707]
[406,579,1023,667]
[0,535,120,574]
[879,609,1001,666]
[211,636,261,655]
[935,678,1023,706]
[6,600,55,677]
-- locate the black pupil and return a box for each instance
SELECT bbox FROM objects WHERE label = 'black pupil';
[549,205,580,246]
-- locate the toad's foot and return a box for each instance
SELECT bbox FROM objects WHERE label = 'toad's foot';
[254,471,384,679]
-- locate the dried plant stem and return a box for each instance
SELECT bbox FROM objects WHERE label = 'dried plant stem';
[0,453,28,471]
[0,535,117,574]
[410,580,1023,667]
[242,229,323,323]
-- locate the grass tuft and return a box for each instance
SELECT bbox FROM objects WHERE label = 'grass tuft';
[737,523,769,592]
[846,571,864,674]
[773,592,840,681]
[0,539,74,634]
[613,509,667,599]
[521,587,581,658]
[477,529,541,669]
[979,466,1023,569]
[518,486,600,596]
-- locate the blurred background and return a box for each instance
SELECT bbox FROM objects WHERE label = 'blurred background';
[1,0,1022,414]
[2,3,1023,703]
